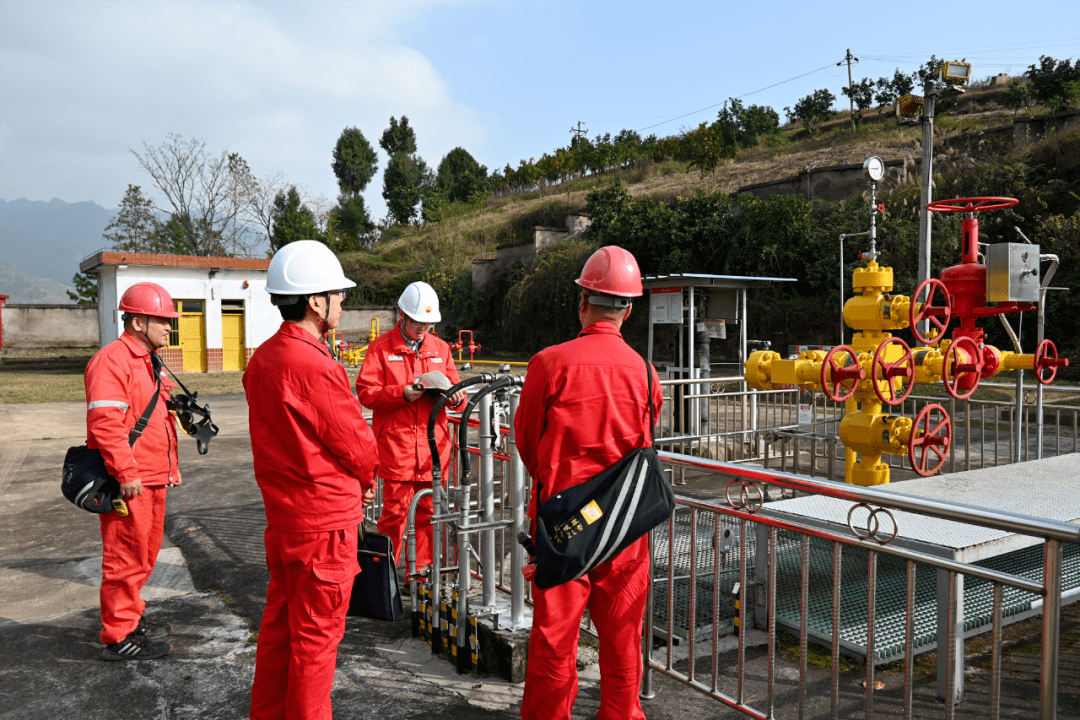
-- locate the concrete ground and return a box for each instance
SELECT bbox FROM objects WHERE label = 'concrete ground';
[1,394,1076,719]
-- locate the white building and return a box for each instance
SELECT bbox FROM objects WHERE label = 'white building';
[81,251,276,372]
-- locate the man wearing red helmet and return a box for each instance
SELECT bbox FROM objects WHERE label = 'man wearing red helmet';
[84,282,182,660]
[514,246,662,720]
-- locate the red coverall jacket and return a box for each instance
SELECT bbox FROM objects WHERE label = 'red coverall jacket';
[85,332,178,487]
[515,321,663,520]
[355,324,464,482]
[513,320,662,720]
[245,322,378,532]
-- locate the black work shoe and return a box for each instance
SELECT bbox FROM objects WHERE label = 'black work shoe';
[134,617,171,640]
[101,633,172,661]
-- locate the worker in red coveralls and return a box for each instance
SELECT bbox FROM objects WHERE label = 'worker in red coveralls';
[86,282,182,661]
[244,240,379,720]
[356,281,466,572]
[514,246,662,720]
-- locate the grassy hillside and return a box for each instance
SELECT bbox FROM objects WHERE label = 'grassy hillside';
[336,82,1078,373]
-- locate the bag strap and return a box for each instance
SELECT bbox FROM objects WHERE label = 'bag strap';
[127,356,163,446]
[644,354,656,448]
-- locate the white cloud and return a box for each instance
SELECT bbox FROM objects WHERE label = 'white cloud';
[0,0,489,217]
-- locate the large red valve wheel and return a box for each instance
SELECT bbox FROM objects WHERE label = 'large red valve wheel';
[910,278,952,346]
[925,196,1019,213]
[871,337,915,406]
[943,337,983,400]
[820,345,865,402]
[1034,339,1069,385]
[908,403,952,477]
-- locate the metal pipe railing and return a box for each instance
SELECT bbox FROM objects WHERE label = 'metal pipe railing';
[643,451,1077,720]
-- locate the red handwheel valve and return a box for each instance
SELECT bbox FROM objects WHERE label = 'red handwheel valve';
[1034,339,1069,385]
[821,345,865,402]
[908,403,952,477]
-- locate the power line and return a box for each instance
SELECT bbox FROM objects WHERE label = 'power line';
[636,62,835,132]
[630,39,1079,135]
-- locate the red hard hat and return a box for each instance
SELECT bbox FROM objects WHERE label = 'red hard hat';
[575,246,643,297]
[119,282,181,318]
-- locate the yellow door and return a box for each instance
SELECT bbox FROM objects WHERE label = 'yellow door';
[221,305,245,371]
[177,300,206,373]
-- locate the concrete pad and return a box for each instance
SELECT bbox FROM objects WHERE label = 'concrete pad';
[0,546,196,623]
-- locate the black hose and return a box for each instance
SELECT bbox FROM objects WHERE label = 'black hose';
[455,374,524,486]
[426,374,496,505]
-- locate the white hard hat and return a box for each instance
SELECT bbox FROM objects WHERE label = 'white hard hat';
[265,240,355,299]
[398,281,441,323]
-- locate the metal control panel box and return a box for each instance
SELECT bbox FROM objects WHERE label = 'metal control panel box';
[986,242,1040,303]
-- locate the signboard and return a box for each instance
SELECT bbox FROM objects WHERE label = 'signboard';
[650,287,682,324]
[798,390,814,428]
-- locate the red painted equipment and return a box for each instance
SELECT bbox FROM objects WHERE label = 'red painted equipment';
[450,330,481,362]
[921,196,1068,392]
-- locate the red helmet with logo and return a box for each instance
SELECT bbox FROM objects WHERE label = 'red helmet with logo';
[119,283,181,318]
[575,246,643,297]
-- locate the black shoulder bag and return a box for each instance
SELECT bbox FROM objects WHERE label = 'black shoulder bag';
[524,355,675,589]
[61,371,162,513]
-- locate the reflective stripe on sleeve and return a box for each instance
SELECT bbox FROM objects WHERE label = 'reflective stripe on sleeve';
[88,400,130,411]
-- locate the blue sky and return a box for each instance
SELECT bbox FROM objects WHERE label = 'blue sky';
[2,0,1078,225]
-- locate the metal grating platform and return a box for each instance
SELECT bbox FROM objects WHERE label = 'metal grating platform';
[770,534,1080,663]
[651,509,749,641]
[650,454,1080,660]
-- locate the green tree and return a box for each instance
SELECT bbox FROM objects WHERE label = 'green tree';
[436,147,489,203]
[331,127,378,196]
[154,212,205,255]
[382,151,427,225]
[1024,55,1080,110]
[328,194,374,250]
[67,271,97,304]
[103,184,161,252]
[420,165,449,224]
[378,116,418,156]
[784,89,836,134]
[716,99,780,148]
[842,78,875,125]
[269,186,319,252]
[875,69,915,110]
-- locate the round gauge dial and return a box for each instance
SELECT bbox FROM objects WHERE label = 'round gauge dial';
[863,156,885,182]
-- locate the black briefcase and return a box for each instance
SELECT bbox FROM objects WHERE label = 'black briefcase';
[347,524,403,621]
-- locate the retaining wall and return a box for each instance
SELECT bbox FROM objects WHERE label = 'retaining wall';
[1,304,100,349]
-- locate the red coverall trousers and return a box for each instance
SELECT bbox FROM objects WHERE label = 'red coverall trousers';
[250,527,358,720]
[377,479,435,568]
[98,486,167,644]
[521,536,650,720]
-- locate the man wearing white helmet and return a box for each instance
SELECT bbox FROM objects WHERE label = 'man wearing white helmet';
[355,281,465,572]
[244,240,379,720]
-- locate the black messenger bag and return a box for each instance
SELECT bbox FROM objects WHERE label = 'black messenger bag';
[528,356,675,590]
[62,374,161,513]
[347,524,404,621]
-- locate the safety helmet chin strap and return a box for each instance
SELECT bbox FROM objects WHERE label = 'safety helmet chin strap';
[317,293,338,360]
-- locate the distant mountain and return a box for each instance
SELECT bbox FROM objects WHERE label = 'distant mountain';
[0,198,114,286]
[0,261,77,304]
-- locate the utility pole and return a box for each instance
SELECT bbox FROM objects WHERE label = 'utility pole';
[838,49,858,131]
[917,77,937,295]
[569,121,589,146]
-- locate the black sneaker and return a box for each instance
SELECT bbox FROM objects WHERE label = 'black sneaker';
[101,633,172,661]
[134,617,171,640]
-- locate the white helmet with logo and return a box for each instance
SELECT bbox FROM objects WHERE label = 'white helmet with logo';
[265,240,355,304]
[398,281,441,323]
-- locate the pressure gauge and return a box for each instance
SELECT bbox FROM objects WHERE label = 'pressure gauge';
[863,156,885,182]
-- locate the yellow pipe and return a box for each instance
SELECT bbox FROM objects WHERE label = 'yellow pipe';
[462,360,529,367]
